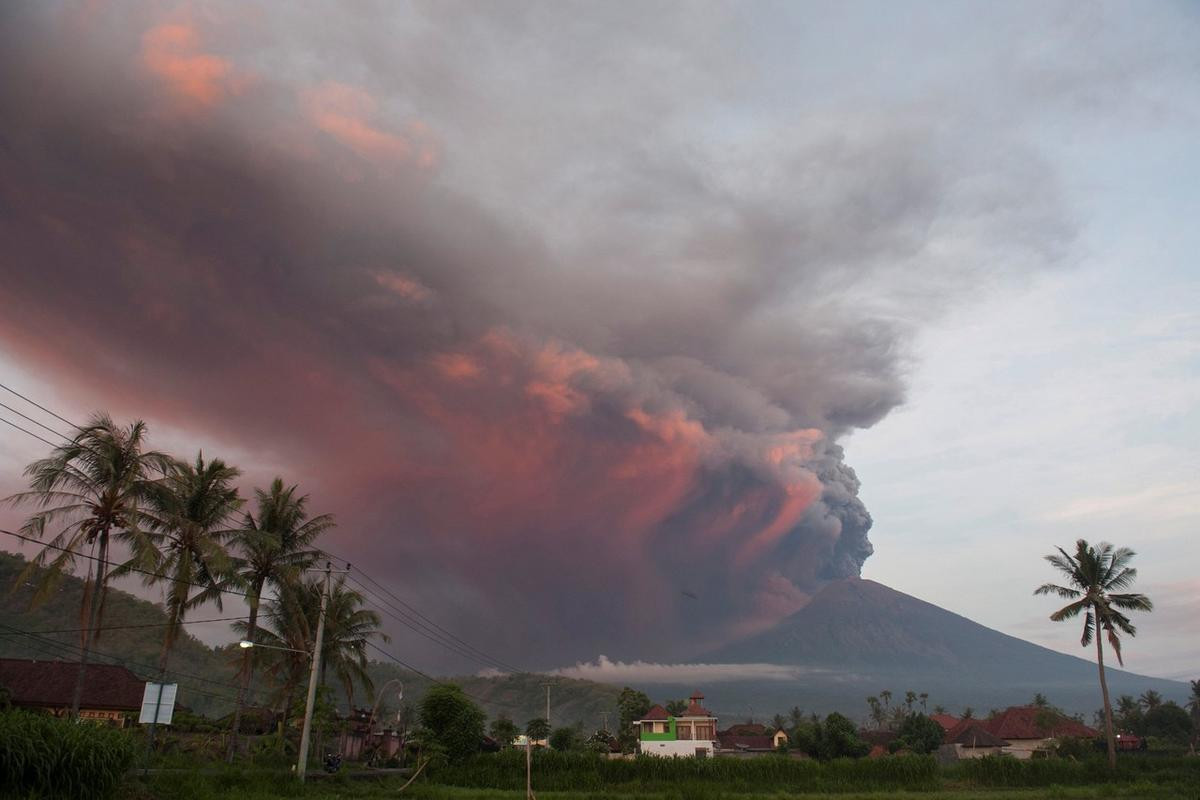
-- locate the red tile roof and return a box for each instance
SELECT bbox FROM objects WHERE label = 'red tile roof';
[683,700,713,717]
[0,658,145,712]
[641,705,670,721]
[975,706,1097,741]
[930,713,960,732]
[721,723,767,736]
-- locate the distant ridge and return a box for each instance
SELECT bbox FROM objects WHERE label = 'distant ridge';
[680,578,1188,717]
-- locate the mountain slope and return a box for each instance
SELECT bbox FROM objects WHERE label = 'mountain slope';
[690,578,1188,717]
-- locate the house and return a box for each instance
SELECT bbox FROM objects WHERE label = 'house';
[716,730,774,754]
[930,713,961,732]
[772,728,789,748]
[954,706,1097,759]
[946,721,1006,759]
[636,692,718,757]
[0,658,144,727]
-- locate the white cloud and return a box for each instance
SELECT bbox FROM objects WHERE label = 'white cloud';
[549,655,840,684]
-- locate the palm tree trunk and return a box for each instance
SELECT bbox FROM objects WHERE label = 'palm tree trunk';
[227,578,263,762]
[1095,605,1117,769]
[70,532,108,719]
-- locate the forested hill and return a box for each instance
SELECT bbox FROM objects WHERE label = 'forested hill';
[0,550,623,727]
[0,550,240,717]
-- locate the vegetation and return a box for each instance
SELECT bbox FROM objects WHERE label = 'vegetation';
[420,684,486,763]
[0,709,135,799]
[227,478,331,755]
[119,453,243,674]
[1035,539,1154,767]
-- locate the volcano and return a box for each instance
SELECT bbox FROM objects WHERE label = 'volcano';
[674,579,1188,718]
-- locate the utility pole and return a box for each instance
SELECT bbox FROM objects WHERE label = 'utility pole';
[542,681,552,728]
[297,562,332,782]
[600,711,610,732]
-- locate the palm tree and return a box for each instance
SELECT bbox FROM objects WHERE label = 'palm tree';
[5,414,174,717]
[118,453,243,674]
[1138,690,1162,711]
[241,575,385,744]
[226,478,331,758]
[1035,539,1153,768]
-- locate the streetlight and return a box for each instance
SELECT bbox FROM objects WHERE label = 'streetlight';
[238,640,311,656]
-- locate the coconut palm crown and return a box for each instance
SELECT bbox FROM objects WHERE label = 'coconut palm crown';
[1035,539,1153,768]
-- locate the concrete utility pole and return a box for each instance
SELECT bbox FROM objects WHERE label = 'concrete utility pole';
[600,711,610,732]
[542,681,552,727]
[297,562,332,782]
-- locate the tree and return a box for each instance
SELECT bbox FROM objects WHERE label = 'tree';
[227,478,332,758]
[525,717,551,742]
[490,715,519,747]
[6,414,174,717]
[420,684,486,762]
[918,693,929,713]
[961,707,975,720]
[665,698,687,716]
[771,713,788,733]
[1144,702,1193,745]
[549,726,579,751]
[1187,680,1200,753]
[119,453,242,674]
[904,691,917,713]
[1035,539,1153,768]
[1139,690,1163,711]
[1032,693,1049,708]
[811,712,868,760]
[866,696,886,730]
[896,713,945,755]
[616,687,650,752]
[586,729,616,753]
[788,706,805,729]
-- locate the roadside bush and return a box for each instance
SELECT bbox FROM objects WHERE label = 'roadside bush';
[0,709,135,799]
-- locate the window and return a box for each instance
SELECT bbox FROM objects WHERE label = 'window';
[677,723,692,740]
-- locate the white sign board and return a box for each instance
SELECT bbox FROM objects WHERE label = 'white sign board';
[138,682,178,725]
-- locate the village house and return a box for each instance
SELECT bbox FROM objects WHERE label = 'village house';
[713,722,792,756]
[635,692,718,757]
[949,706,1097,759]
[0,658,144,727]
[945,721,1007,758]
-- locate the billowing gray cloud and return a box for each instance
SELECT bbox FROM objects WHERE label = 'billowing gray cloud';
[0,1,1078,668]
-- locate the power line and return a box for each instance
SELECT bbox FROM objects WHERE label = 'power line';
[0,528,256,601]
[343,572,518,674]
[361,639,528,716]
[0,400,71,441]
[1,384,535,700]
[0,381,78,428]
[318,546,526,674]
[0,415,58,448]
[0,611,283,637]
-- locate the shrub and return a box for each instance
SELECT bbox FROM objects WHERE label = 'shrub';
[0,710,135,799]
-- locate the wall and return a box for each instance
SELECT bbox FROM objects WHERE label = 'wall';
[639,739,715,758]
